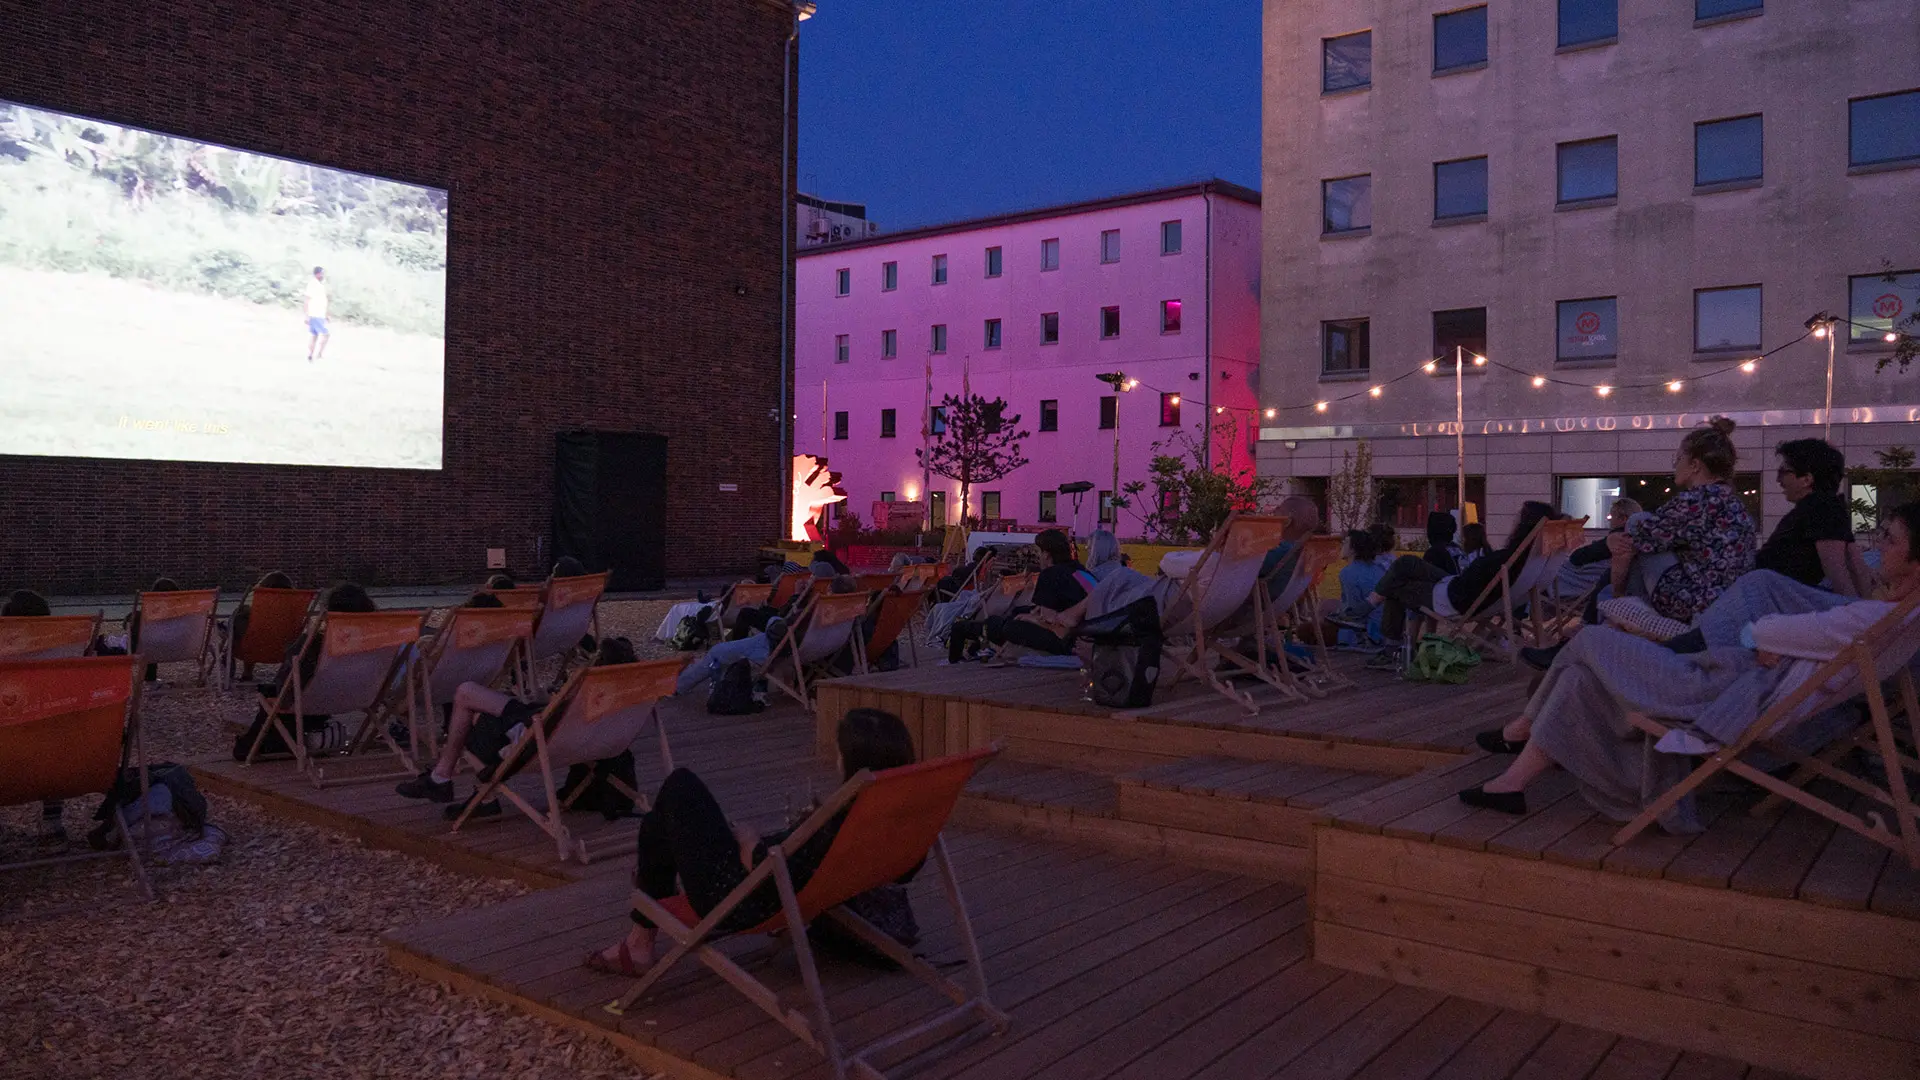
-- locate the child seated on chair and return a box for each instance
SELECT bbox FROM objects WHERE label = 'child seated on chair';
[397,637,639,818]
[585,707,917,976]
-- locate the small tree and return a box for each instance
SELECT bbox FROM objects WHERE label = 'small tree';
[1327,440,1376,535]
[916,393,1030,526]
[1116,414,1279,545]
[1868,263,1920,373]
[1847,445,1919,530]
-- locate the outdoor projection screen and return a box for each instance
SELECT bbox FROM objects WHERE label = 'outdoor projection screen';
[0,101,447,469]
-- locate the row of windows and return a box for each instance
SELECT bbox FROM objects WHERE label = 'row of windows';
[830,393,1187,443]
[864,489,1119,526]
[1323,0,1768,95]
[1320,93,1920,235]
[830,301,1183,362]
[1319,270,1919,376]
[831,221,1185,297]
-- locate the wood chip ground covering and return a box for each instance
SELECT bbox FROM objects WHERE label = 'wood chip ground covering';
[1,596,696,1080]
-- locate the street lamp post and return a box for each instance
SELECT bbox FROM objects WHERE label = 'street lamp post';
[1096,372,1135,529]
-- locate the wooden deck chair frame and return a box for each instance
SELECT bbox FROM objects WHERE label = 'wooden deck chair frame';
[1160,513,1299,713]
[1415,515,1551,663]
[128,588,219,686]
[978,571,1037,621]
[1270,534,1354,697]
[1518,517,1592,648]
[0,656,153,900]
[764,590,874,710]
[1612,593,1920,869]
[0,613,101,661]
[210,586,319,690]
[450,657,686,863]
[603,747,1009,1080]
[857,588,923,673]
[243,610,427,773]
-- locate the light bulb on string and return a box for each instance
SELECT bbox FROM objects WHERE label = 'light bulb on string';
[1264,408,1276,419]
[1889,332,1901,343]
[1814,325,1828,338]
[1424,361,1437,373]
[1168,394,1180,406]
[1531,376,1546,388]
[1595,385,1613,397]
[1368,386,1383,398]
[1740,360,1756,373]
[1215,406,1224,414]
[1667,380,1683,392]
[1471,354,1487,366]
[1314,401,1328,413]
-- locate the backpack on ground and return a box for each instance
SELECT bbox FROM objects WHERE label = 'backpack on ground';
[561,749,640,819]
[706,659,764,715]
[1406,634,1482,684]
[668,607,715,652]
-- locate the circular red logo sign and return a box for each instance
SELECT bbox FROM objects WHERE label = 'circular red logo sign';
[1874,294,1904,320]
[1575,312,1601,335]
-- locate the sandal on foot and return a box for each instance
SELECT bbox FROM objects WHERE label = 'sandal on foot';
[1474,730,1529,755]
[583,940,648,977]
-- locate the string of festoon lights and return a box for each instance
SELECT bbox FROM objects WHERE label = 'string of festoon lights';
[1106,313,1917,423]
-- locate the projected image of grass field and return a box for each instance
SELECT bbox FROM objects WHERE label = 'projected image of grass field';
[0,102,447,469]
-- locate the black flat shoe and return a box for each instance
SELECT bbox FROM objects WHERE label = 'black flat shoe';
[1474,730,1529,755]
[1519,644,1563,672]
[1458,784,1527,815]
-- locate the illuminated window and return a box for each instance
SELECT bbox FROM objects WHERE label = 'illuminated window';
[1159,392,1181,427]
[1557,297,1618,361]
[1161,300,1182,334]
[1099,490,1115,523]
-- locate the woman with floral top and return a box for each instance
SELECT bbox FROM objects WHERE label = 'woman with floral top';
[1607,416,1757,621]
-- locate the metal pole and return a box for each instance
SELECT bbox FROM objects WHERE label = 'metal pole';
[1824,322,1837,440]
[820,378,827,455]
[777,10,797,541]
[1455,345,1466,518]
[1111,381,1121,530]
[923,349,933,533]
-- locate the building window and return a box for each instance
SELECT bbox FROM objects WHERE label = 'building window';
[930,406,947,435]
[1159,392,1181,427]
[1322,318,1370,375]
[931,254,948,284]
[1850,90,1920,169]
[833,411,848,440]
[1433,6,1488,72]
[1041,237,1060,271]
[1433,307,1488,365]
[882,328,897,359]
[1161,220,1182,254]
[1037,490,1058,523]
[1100,229,1121,264]
[1376,476,1488,529]
[985,246,1002,278]
[1161,300,1183,334]
[1696,0,1761,19]
[1433,156,1489,220]
[982,491,1001,520]
[984,318,1002,349]
[1100,306,1121,338]
[1099,490,1115,524]
[983,401,1004,434]
[1849,270,1919,345]
[931,324,947,353]
[930,491,947,525]
[880,408,896,438]
[1099,397,1117,430]
[1041,311,1060,344]
[880,491,895,503]
[1039,399,1059,432]
[1695,285,1762,352]
[882,261,898,291]
[834,334,850,364]
[1322,175,1372,234]
[1695,115,1763,187]
[1557,137,1618,203]
[835,268,850,296]
[1558,0,1617,47]
[1557,297,1619,361]
[1322,30,1371,92]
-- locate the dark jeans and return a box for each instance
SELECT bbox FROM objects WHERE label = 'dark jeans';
[631,768,757,930]
[948,613,1072,663]
[1374,555,1449,643]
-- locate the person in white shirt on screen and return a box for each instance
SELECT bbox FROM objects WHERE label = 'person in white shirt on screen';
[305,266,330,362]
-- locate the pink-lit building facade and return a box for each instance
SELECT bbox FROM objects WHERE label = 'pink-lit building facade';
[794,181,1262,535]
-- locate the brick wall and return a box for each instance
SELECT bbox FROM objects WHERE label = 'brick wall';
[0,0,792,592]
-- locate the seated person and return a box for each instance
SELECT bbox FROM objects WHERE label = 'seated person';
[1367,501,1561,664]
[1462,501,1920,828]
[1257,495,1325,597]
[676,575,860,695]
[1754,438,1867,596]
[1557,497,1639,601]
[585,707,917,975]
[1458,523,1491,569]
[947,529,1090,661]
[228,570,295,681]
[1423,512,1461,576]
[937,547,993,599]
[1607,417,1756,622]
[1083,530,1126,583]
[485,573,517,591]
[3,589,67,843]
[128,575,183,683]
[232,582,377,760]
[1322,529,1388,646]
[397,636,640,817]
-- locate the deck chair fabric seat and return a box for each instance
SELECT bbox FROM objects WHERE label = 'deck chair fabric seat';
[529,572,610,664]
[131,589,219,684]
[859,590,922,672]
[607,747,1007,1080]
[764,591,873,710]
[245,610,426,771]
[0,615,100,661]
[0,656,152,898]
[1414,516,1553,663]
[218,586,317,689]
[1157,513,1298,711]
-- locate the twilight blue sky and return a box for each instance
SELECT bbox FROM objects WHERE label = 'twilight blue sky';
[797,0,1261,230]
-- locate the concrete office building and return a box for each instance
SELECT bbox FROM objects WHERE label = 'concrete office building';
[1258,0,1920,537]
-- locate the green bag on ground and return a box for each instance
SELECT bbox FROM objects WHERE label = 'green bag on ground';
[1406,634,1481,684]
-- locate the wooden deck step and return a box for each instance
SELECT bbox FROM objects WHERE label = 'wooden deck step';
[1111,757,1405,853]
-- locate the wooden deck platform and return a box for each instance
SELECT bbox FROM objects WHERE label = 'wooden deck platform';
[197,694,1781,1080]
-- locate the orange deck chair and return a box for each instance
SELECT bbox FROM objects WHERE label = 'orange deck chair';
[0,656,151,899]
[764,590,873,710]
[244,610,427,772]
[1263,533,1351,697]
[769,570,812,610]
[604,747,1008,1080]
[857,572,901,594]
[716,582,775,635]
[213,585,317,689]
[857,588,923,672]
[484,586,546,609]
[1522,517,1599,648]
[129,588,218,686]
[0,614,100,661]
[450,657,685,863]
[1158,513,1297,712]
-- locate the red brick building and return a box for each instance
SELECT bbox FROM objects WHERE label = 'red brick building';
[0,0,794,592]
